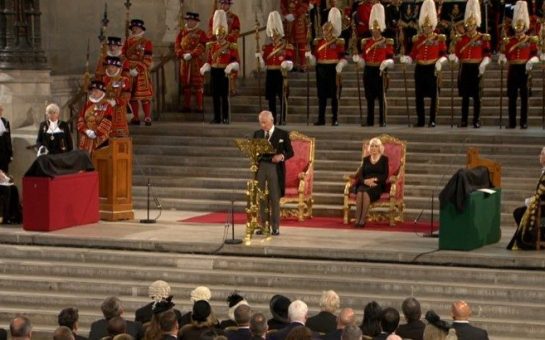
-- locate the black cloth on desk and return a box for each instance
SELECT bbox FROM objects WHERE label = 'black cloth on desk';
[24,150,94,177]
[0,185,21,224]
[439,166,493,213]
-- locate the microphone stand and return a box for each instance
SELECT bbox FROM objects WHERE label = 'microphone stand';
[422,190,438,238]
[140,178,156,224]
[224,196,242,244]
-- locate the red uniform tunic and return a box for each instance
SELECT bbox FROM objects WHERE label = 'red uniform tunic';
[281,0,310,67]
[504,35,539,63]
[410,33,447,63]
[361,37,395,65]
[454,33,491,63]
[207,41,239,67]
[208,10,240,43]
[354,1,373,36]
[262,42,296,69]
[176,26,208,111]
[77,98,113,155]
[123,35,153,100]
[102,73,131,138]
[313,37,345,63]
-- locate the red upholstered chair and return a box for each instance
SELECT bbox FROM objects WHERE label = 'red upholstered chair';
[280,131,315,221]
[343,134,406,226]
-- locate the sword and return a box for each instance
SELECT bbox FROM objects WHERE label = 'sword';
[400,45,410,127]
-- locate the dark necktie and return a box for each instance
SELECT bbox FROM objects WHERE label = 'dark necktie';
[264,131,269,140]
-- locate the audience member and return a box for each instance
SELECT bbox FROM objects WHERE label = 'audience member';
[58,307,87,340]
[135,280,183,325]
[158,309,179,340]
[179,300,216,340]
[54,326,76,340]
[88,296,142,340]
[450,301,488,340]
[249,313,268,340]
[323,308,355,340]
[285,326,313,340]
[198,329,226,340]
[423,310,450,340]
[373,307,400,340]
[144,297,177,340]
[359,301,382,339]
[396,297,425,340]
[104,316,128,339]
[10,315,32,340]
[341,325,362,340]
[226,304,252,340]
[112,335,133,340]
[220,292,249,330]
[306,290,340,334]
[180,286,213,327]
[267,300,315,340]
[267,295,291,331]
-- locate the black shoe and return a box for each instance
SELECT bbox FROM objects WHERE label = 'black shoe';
[428,121,436,128]
[521,124,528,129]
[505,124,516,129]
[222,118,230,124]
[272,229,280,236]
[314,121,325,126]
[354,222,365,228]
[459,121,468,128]
[144,119,152,126]
[209,119,221,124]
[414,123,425,127]
[331,120,339,126]
[130,119,141,126]
[473,121,481,128]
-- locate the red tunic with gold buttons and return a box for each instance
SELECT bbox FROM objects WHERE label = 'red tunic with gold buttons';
[281,0,310,44]
[313,38,345,63]
[410,33,447,63]
[206,41,239,67]
[454,33,491,63]
[504,35,539,64]
[175,27,208,87]
[102,73,131,138]
[361,37,394,65]
[122,36,153,100]
[262,42,295,69]
[208,11,240,43]
[77,98,113,155]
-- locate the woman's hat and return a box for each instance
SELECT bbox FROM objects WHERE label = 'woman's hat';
[192,300,212,322]
[269,295,291,323]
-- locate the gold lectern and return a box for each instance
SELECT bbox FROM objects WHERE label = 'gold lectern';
[235,138,275,245]
[92,137,134,221]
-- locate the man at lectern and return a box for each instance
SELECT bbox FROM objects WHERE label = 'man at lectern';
[253,111,293,236]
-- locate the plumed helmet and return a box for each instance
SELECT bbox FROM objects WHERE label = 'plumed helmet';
[213,9,229,36]
[418,0,438,30]
[369,3,386,32]
[512,0,530,31]
[464,0,481,27]
[327,7,342,38]
[266,11,284,38]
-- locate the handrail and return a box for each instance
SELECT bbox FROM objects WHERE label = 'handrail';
[150,47,177,119]
[239,26,266,79]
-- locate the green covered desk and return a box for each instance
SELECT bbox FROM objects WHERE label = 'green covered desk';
[439,189,501,251]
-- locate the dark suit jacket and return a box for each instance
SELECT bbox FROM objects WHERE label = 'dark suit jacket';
[88,318,142,340]
[75,334,88,340]
[0,117,12,172]
[305,311,337,334]
[134,302,183,325]
[266,322,320,340]
[163,334,178,340]
[227,327,252,340]
[452,322,489,340]
[395,320,425,340]
[372,332,390,340]
[322,328,342,340]
[253,127,294,197]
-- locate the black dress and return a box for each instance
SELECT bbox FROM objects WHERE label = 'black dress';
[36,120,73,154]
[355,155,389,202]
[0,117,13,173]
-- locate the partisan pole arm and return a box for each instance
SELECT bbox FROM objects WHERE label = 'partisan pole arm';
[124,0,132,40]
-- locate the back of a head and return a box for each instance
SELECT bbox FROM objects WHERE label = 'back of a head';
[102,296,123,320]
[360,301,382,336]
[158,309,179,333]
[234,304,252,326]
[199,329,225,340]
[58,307,79,330]
[285,325,312,340]
[320,290,341,313]
[338,308,355,328]
[112,334,134,340]
[451,300,471,321]
[401,297,421,323]
[10,315,32,339]
[250,312,268,336]
[53,326,75,340]
[288,300,308,323]
[342,324,362,340]
[381,307,400,334]
[107,316,127,336]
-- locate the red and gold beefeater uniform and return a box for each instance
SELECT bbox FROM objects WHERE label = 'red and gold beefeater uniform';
[102,72,131,138]
[262,41,295,123]
[503,34,539,128]
[453,32,491,126]
[95,53,131,80]
[361,37,394,126]
[77,98,113,155]
[281,0,310,68]
[410,33,447,126]
[175,26,208,111]
[208,10,240,43]
[123,34,153,124]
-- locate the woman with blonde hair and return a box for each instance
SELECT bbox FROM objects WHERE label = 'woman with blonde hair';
[352,137,389,228]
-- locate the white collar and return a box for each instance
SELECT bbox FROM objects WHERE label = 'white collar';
[89,93,106,103]
[106,68,121,77]
[267,126,275,137]
[107,50,122,57]
[453,320,469,324]
[0,118,6,136]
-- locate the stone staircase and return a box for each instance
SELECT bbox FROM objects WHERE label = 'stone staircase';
[0,243,542,340]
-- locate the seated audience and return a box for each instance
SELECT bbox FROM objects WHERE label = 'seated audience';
[267,295,291,331]
[267,300,315,340]
[373,307,400,340]
[226,304,252,340]
[306,290,340,334]
[112,335,133,340]
[158,309,179,340]
[104,316,127,339]
[396,297,425,340]
[10,315,32,340]
[323,308,355,340]
[179,300,216,340]
[285,326,313,340]
[450,300,488,340]
[58,307,87,340]
[341,325,362,340]
[88,296,142,340]
[423,310,450,340]
[249,313,268,340]
[135,280,183,325]
[180,286,212,327]
[143,297,177,340]
[220,292,249,330]
[54,326,76,340]
[359,301,382,339]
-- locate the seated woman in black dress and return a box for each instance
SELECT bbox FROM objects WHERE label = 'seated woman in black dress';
[36,103,73,155]
[353,137,389,227]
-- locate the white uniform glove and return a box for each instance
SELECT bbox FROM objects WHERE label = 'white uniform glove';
[435,56,447,72]
[183,53,192,61]
[448,53,459,63]
[281,60,294,71]
[540,53,545,62]
[308,3,314,10]
[352,54,361,63]
[85,129,97,139]
[478,56,490,76]
[129,68,138,77]
[225,61,240,74]
[525,197,534,207]
[107,99,116,107]
[285,14,295,22]
[305,51,316,66]
[399,55,412,64]
[526,56,539,72]
[379,59,394,72]
[335,59,347,74]
[497,53,507,65]
[200,63,211,75]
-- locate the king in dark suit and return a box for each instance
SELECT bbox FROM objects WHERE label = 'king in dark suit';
[253,110,294,235]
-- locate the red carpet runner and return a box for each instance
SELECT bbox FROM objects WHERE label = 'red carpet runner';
[180,212,438,233]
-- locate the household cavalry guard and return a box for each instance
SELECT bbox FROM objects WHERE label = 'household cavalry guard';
[200,9,240,124]
[256,11,295,125]
[449,0,491,128]
[353,3,395,127]
[400,0,447,127]
[281,0,310,70]
[123,19,154,126]
[101,56,131,138]
[498,0,540,129]
[175,12,208,113]
[77,80,113,155]
[306,7,347,126]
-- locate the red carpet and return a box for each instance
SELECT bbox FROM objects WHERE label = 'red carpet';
[180,212,438,233]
